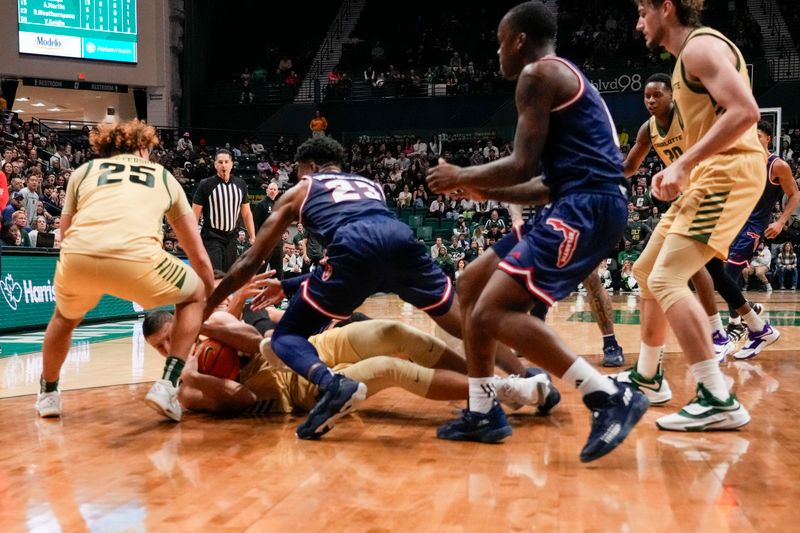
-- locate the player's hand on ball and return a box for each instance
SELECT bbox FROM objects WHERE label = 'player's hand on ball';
[250,279,285,311]
[427,158,463,194]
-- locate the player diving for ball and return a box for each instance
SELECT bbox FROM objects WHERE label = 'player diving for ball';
[144,274,559,417]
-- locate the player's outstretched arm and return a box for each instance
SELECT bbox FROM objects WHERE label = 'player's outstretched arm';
[765,159,800,238]
[205,181,307,315]
[466,176,551,205]
[623,121,652,178]
[427,62,558,193]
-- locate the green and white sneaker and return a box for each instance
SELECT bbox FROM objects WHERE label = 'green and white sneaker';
[615,364,672,405]
[656,384,750,431]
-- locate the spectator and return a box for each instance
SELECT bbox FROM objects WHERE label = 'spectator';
[282,242,303,279]
[645,206,661,231]
[397,184,413,207]
[434,245,454,279]
[452,215,468,238]
[630,184,652,218]
[483,209,506,232]
[163,238,179,255]
[617,240,640,265]
[0,223,22,246]
[49,145,71,170]
[483,140,499,160]
[775,242,797,290]
[20,174,41,223]
[177,132,194,153]
[464,240,479,263]
[413,184,428,208]
[11,210,31,247]
[429,194,446,218]
[235,229,251,256]
[27,215,48,247]
[277,55,293,78]
[448,235,465,264]
[743,241,773,291]
[455,258,467,281]
[430,236,444,258]
[620,259,638,292]
[625,212,652,251]
[597,259,613,291]
[309,110,328,138]
[472,226,486,248]
[2,191,23,226]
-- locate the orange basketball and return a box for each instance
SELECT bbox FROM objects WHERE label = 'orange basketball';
[195,339,240,380]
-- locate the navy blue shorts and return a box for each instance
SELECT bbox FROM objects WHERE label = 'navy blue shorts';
[727,220,764,266]
[300,217,453,320]
[498,193,627,306]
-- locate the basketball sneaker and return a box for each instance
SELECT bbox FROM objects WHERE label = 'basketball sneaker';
[614,363,672,405]
[655,383,750,431]
[524,368,561,415]
[712,331,736,363]
[733,322,781,360]
[437,401,513,443]
[750,302,763,315]
[36,390,62,418]
[145,379,183,422]
[602,343,625,367]
[726,322,747,344]
[296,374,367,440]
[580,384,649,462]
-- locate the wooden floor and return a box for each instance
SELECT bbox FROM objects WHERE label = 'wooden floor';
[2,292,800,531]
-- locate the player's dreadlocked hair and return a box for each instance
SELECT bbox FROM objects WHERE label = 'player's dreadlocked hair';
[90,119,160,157]
[295,136,346,167]
[636,0,704,27]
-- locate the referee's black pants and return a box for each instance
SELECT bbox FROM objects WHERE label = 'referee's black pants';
[202,234,238,273]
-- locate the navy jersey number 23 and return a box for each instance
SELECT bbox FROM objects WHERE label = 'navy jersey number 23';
[299,173,391,244]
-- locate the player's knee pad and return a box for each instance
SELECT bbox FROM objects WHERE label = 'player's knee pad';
[648,266,693,312]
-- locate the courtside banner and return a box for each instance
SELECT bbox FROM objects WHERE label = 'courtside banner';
[0,253,168,333]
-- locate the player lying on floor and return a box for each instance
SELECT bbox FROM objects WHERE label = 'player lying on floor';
[142,277,560,416]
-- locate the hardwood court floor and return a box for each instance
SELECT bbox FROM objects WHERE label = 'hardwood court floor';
[1,292,799,531]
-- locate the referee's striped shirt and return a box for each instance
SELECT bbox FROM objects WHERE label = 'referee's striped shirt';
[193,175,249,236]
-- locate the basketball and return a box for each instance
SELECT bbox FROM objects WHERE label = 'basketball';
[195,339,240,380]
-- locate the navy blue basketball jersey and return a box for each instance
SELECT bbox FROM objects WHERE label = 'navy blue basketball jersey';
[748,154,783,227]
[539,56,626,198]
[299,172,392,243]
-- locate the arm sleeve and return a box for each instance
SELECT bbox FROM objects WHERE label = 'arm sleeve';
[165,169,193,220]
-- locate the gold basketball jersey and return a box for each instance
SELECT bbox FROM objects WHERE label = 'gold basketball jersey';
[649,110,685,166]
[671,27,762,157]
[61,154,191,261]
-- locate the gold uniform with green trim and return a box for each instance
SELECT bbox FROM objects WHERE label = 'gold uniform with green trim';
[54,154,200,319]
[656,26,766,258]
[649,111,684,167]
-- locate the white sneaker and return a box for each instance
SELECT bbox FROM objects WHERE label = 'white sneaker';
[36,391,62,418]
[733,321,781,360]
[145,380,182,422]
[712,331,736,364]
[494,374,550,410]
[656,384,750,431]
[615,364,672,405]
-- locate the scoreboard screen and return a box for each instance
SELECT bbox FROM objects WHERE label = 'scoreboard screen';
[18,0,138,64]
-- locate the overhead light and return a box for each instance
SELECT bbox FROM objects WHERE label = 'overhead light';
[48,107,61,111]
[31,102,45,107]
[16,97,29,102]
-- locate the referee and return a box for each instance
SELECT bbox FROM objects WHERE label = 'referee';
[192,149,256,271]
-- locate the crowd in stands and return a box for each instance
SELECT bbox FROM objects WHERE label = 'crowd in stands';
[5,111,800,294]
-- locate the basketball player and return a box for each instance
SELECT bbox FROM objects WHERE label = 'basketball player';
[622,73,775,369]
[35,120,215,422]
[628,0,764,430]
[206,136,528,440]
[142,311,558,417]
[426,1,648,462]
[724,121,797,358]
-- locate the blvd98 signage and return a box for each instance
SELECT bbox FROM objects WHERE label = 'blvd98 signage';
[0,254,160,332]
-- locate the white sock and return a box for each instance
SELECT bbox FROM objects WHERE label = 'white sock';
[690,358,729,400]
[563,358,618,396]
[468,377,496,414]
[637,342,664,379]
[741,309,766,332]
[708,313,725,336]
[730,315,742,325]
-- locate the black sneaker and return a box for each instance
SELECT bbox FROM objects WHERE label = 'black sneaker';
[580,385,649,463]
[726,322,746,344]
[296,375,367,440]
